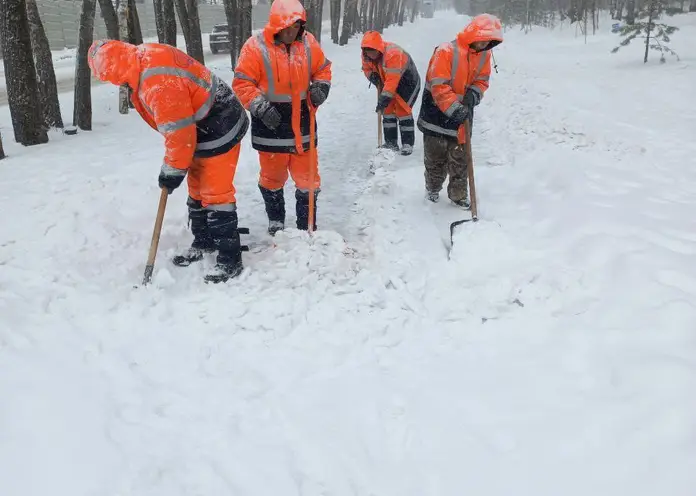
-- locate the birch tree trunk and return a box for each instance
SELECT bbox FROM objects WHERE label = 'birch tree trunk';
[118,0,129,114]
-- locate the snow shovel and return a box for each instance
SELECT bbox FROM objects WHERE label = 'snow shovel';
[449,119,478,249]
[141,187,169,286]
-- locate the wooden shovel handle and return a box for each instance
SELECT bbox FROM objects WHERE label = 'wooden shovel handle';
[142,187,169,285]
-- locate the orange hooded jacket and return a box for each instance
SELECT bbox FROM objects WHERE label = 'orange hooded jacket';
[360,31,420,111]
[232,0,332,154]
[417,14,503,141]
[88,40,248,175]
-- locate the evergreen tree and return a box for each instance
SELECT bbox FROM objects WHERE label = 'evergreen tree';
[611,0,679,63]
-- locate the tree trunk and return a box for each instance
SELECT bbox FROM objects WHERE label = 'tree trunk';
[174,0,191,50]
[118,0,129,114]
[26,0,64,128]
[240,0,252,47]
[222,0,239,67]
[162,0,176,45]
[0,132,5,159]
[397,0,406,26]
[625,0,635,23]
[186,0,204,63]
[175,0,204,63]
[73,0,97,131]
[98,0,119,39]
[153,0,165,42]
[330,0,340,43]
[690,0,696,12]
[644,0,654,63]
[127,0,143,44]
[339,0,357,44]
[1,0,48,145]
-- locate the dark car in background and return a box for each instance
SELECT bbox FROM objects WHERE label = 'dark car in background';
[209,24,230,54]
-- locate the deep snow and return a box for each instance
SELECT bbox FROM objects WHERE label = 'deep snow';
[2,10,696,496]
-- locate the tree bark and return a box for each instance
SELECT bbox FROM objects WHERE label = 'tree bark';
[174,0,191,50]
[117,0,129,114]
[175,0,204,63]
[162,0,177,45]
[690,0,696,12]
[153,0,165,42]
[339,0,357,44]
[0,0,49,145]
[127,0,143,44]
[26,0,64,128]
[0,132,5,159]
[98,0,119,39]
[73,0,97,130]
[240,0,252,47]
[222,0,239,67]
[330,0,340,43]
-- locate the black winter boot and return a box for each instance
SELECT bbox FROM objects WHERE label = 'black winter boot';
[204,208,244,283]
[295,189,318,231]
[172,197,215,267]
[259,185,285,235]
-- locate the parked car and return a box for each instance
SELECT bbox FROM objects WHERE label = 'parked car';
[209,23,230,54]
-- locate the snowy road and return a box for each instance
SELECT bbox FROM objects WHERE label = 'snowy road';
[1,11,696,496]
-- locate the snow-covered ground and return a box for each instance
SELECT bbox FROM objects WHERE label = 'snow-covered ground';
[2,11,696,496]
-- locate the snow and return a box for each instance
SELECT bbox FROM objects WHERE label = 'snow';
[2,10,696,496]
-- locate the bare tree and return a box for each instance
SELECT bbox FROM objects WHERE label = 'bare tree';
[0,0,48,145]
[154,0,177,45]
[127,0,143,44]
[74,0,97,131]
[340,0,359,45]
[240,0,252,44]
[26,0,63,128]
[303,0,325,41]
[175,0,204,63]
[330,0,341,43]
[222,0,239,67]
[98,0,119,39]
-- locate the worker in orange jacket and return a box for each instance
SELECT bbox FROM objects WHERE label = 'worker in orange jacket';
[233,0,332,235]
[361,31,421,155]
[88,40,249,283]
[417,14,503,207]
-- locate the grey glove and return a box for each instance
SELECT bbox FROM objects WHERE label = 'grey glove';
[251,97,282,130]
[309,82,329,107]
[450,104,469,125]
[464,88,480,108]
[368,72,381,87]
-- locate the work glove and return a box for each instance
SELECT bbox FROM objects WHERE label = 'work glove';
[375,93,392,113]
[449,104,469,125]
[367,72,382,88]
[309,82,330,107]
[251,97,282,130]
[158,166,187,194]
[463,88,481,109]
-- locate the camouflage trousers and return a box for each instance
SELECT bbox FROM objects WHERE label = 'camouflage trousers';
[423,134,468,202]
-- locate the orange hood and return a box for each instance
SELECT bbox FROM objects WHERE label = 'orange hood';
[361,31,386,53]
[88,40,140,88]
[457,14,503,51]
[264,0,307,39]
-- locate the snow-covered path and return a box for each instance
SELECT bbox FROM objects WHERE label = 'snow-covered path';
[2,11,696,496]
